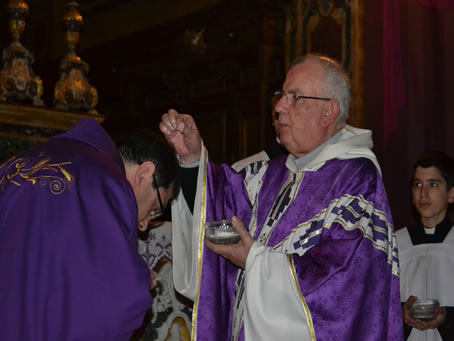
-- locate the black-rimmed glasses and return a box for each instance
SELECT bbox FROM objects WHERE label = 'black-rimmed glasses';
[273,90,331,107]
[150,173,165,219]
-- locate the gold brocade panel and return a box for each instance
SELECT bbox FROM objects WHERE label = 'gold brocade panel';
[286,0,365,128]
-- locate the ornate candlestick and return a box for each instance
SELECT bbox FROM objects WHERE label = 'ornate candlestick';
[54,1,98,114]
[0,0,44,106]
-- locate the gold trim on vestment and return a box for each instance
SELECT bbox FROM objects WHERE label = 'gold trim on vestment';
[289,255,317,340]
[191,148,208,340]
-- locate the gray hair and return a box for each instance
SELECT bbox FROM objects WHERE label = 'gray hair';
[290,54,351,124]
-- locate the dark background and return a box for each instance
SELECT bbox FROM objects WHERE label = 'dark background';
[1,0,453,228]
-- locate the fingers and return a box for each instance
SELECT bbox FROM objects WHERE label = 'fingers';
[204,238,242,266]
[231,216,246,234]
[160,109,181,135]
[205,238,229,254]
[405,316,440,331]
[404,316,424,330]
[231,216,253,244]
[167,108,179,128]
[160,109,195,136]
[413,319,429,330]
[150,270,158,290]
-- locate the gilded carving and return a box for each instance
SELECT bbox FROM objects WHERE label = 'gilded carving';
[54,1,98,114]
[0,0,44,106]
[54,55,98,113]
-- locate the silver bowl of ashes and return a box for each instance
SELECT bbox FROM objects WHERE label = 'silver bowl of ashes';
[205,220,240,244]
[408,299,440,321]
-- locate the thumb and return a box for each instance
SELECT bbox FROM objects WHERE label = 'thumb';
[231,216,250,239]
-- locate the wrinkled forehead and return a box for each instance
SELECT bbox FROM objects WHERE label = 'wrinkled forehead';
[284,62,325,94]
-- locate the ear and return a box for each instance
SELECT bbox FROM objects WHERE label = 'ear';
[321,99,340,127]
[134,161,156,189]
[448,187,454,204]
[138,220,149,232]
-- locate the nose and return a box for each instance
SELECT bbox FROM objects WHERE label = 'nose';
[275,93,287,109]
[274,97,288,122]
[420,185,429,198]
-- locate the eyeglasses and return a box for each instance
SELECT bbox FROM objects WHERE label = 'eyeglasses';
[150,173,165,219]
[273,90,331,107]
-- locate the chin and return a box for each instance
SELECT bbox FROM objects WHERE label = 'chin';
[280,141,292,153]
[279,133,290,144]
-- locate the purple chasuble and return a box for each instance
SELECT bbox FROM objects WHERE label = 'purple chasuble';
[194,155,403,341]
[0,119,152,340]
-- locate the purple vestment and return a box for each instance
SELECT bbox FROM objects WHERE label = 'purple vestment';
[0,119,152,340]
[192,155,403,340]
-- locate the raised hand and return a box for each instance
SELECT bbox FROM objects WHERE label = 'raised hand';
[160,109,202,165]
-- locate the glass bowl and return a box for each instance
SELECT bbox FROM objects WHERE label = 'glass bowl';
[408,299,440,321]
[205,220,240,244]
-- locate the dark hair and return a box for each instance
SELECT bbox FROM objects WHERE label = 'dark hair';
[114,131,181,201]
[411,151,454,190]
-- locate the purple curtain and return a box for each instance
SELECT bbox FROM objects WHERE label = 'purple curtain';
[366,1,454,228]
[383,0,407,144]
[416,0,454,8]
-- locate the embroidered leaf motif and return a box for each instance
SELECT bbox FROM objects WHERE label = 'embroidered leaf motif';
[0,152,74,194]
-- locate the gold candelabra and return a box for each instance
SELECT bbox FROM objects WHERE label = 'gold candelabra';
[54,1,98,114]
[0,0,44,106]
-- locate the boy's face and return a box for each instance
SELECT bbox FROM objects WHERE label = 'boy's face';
[411,166,454,227]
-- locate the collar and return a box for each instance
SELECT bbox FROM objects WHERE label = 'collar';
[408,217,453,245]
[52,118,125,174]
[286,129,342,172]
